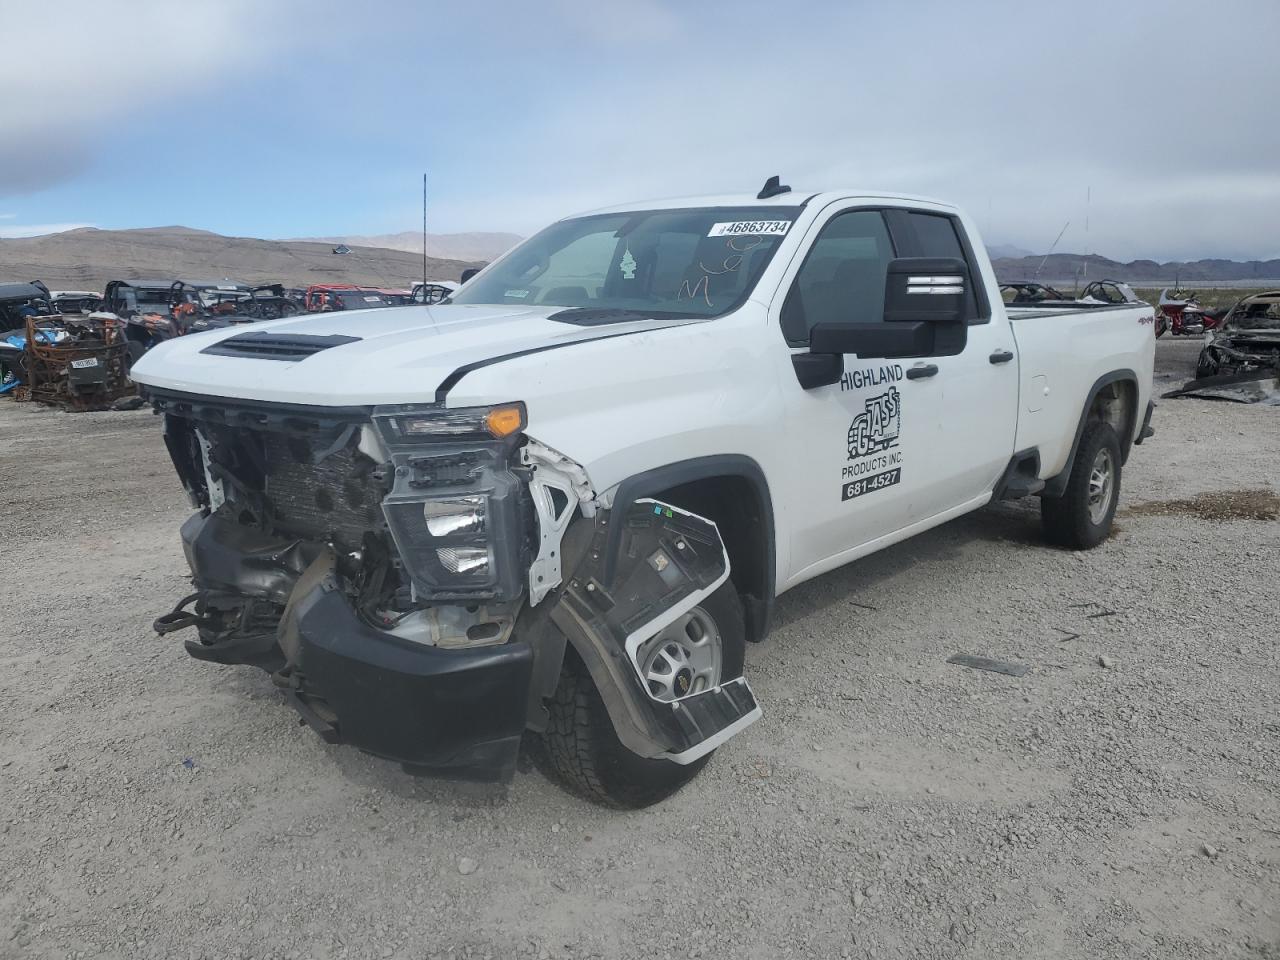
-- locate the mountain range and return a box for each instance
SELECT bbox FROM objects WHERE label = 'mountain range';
[293,231,523,262]
[0,227,478,292]
[3,224,1278,293]
[989,251,1280,285]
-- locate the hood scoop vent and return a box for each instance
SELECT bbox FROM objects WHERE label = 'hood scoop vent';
[201,332,361,361]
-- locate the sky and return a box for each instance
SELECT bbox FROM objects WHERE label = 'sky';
[3,0,1279,261]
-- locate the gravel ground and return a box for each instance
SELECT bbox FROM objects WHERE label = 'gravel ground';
[2,337,1278,960]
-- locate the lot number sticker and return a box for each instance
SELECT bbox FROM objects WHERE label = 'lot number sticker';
[707,220,792,237]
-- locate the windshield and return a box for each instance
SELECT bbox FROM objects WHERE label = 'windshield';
[451,206,802,317]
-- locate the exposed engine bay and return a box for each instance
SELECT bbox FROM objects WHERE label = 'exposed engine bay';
[155,392,538,654]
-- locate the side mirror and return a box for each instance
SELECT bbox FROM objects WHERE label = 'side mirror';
[810,320,931,359]
[460,267,480,284]
[883,257,968,325]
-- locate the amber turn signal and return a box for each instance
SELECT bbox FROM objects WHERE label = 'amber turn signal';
[485,404,526,438]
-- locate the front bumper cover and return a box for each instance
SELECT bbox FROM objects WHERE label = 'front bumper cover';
[174,512,532,780]
[282,575,532,780]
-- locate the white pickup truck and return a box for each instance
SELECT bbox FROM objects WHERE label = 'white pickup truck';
[133,179,1156,807]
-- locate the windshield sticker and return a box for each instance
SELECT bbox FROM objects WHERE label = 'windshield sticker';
[707,220,792,238]
[620,247,637,280]
[504,289,530,299]
[842,386,903,501]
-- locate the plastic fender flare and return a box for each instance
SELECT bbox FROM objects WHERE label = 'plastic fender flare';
[538,500,761,761]
[605,454,777,644]
[1043,369,1139,498]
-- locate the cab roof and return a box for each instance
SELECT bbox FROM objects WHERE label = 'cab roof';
[573,189,956,219]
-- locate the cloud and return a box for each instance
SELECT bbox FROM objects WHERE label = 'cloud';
[0,222,95,239]
[0,0,287,197]
[383,0,1280,260]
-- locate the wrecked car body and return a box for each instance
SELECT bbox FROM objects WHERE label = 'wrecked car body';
[1165,291,1280,404]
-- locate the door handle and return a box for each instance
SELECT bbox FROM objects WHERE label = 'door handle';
[906,363,939,380]
[989,349,1014,364]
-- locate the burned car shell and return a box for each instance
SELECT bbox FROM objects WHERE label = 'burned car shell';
[1196,291,1280,378]
[1161,292,1280,404]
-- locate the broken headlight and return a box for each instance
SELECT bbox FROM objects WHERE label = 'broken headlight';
[378,403,525,442]
[375,404,528,603]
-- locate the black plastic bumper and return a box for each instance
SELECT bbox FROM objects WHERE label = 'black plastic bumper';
[176,512,533,781]
[284,583,533,780]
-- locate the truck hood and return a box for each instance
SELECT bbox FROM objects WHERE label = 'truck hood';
[130,303,703,406]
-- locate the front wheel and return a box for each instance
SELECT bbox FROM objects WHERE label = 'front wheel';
[538,582,745,808]
[1040,421,1122,549]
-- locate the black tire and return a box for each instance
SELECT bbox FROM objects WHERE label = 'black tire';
[1041,421,1122,549]
[538,582,746,808]
[1195,355,1218,379]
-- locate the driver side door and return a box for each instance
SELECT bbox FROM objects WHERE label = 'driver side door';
[771,205,979,585]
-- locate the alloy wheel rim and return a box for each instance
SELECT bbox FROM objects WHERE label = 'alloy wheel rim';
[1088,447,1114,525]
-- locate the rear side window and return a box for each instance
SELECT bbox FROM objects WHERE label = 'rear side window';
[780,210,894,345]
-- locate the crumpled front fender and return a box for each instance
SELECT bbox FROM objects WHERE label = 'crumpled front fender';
[546,499,761,763]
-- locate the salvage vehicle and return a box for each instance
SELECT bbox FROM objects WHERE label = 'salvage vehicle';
[1154,287,1224,338]
[411,280,460,304]
[49,289,101,314]
[100,279,196,352]
[4,313,133,409]
[1079,280,1145,306]
[303,285,398,312]
[0,280,54,325]
[0,282,56,393]
[187,284,303,332]
[999,282,1072,305]
[132,179,1156,807]
[1164,291,1280,404]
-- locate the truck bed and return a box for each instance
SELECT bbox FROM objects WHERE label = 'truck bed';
[1007,302,1156,480]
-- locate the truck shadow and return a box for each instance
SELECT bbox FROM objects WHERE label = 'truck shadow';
[769,501,1045,634]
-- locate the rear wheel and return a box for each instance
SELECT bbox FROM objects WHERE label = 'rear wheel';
[538,582,745,808]
[1041,421,1122,549]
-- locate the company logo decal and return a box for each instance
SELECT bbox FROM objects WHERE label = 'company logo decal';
[841,385,904,501]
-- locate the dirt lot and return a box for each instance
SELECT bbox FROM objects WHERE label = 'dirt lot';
[2,338,1278,960]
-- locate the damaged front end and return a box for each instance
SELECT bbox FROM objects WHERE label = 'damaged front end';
[152,391,538,778]
[149,389,759,782]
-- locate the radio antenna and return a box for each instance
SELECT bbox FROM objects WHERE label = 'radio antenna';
[430,172,435,293]
[422,172,428,292]
[1035,220,1070,279]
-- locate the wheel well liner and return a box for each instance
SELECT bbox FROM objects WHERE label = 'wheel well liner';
[606,455,776,644]
[1044,370,1138,498]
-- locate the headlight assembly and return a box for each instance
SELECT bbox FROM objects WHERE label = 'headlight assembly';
[378,402,526,442]
[375,402,528,603]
